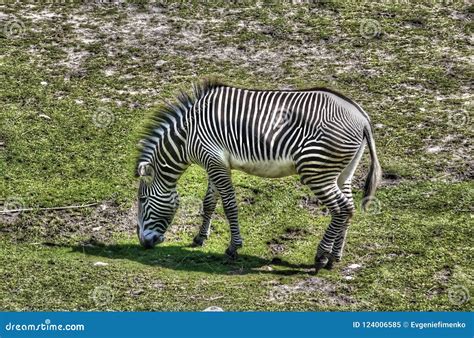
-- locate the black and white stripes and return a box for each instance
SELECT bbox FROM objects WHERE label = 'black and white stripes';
[136,80,381,272]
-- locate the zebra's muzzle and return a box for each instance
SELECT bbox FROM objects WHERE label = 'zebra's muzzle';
[140,230,165,248]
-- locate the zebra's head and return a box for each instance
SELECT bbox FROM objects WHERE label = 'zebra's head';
[136,162,179,248]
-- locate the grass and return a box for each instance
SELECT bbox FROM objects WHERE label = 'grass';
[0,1,472,311]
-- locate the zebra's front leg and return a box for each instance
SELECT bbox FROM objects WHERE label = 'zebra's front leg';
[222,194,243,260]
[221,190,243,260]
[207,166,243,260]
[192,182,218,247]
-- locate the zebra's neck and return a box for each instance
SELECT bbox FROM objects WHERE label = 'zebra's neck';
[140,114,190,189]
[137,80,221,189]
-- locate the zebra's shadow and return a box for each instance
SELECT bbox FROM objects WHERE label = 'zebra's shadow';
[70,243,313,275]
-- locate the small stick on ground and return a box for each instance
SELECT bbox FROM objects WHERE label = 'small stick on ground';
[0,203,99,214]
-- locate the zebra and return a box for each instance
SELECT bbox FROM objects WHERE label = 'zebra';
[136,80,381,272]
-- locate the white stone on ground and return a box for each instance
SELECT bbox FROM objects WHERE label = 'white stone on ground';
[347,263,362,270]
[203,306,224,312]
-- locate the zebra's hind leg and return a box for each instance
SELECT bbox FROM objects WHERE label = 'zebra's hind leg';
[192,181,218,247]
[302,176,354,273]
[206,164,243,260]
[327,180,355,268]
[316,188,353,273]
[328,143,364,267]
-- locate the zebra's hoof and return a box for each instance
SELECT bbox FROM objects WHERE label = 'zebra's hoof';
[324,259,335,270]
[314,262,326,274]
[314,255,329,274]
[225,248,238,260]
[192,235,206,247]
[325,254,341,270]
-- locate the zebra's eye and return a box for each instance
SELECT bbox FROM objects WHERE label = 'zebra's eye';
[141,175,153,186]
[137,162,155,186]
[139,196,147,203]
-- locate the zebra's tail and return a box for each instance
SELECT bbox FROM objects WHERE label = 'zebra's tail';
[361,125,382,212]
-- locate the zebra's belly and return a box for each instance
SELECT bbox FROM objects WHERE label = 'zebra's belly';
[228,156,297,178]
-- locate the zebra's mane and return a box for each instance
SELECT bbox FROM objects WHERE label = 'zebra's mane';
[143,79,224,138]
[137,79,224,169]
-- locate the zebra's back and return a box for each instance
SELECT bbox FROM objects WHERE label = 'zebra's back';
[188,85,369,178]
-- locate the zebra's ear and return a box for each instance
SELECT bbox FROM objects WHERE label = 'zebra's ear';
[137,162,155,179]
